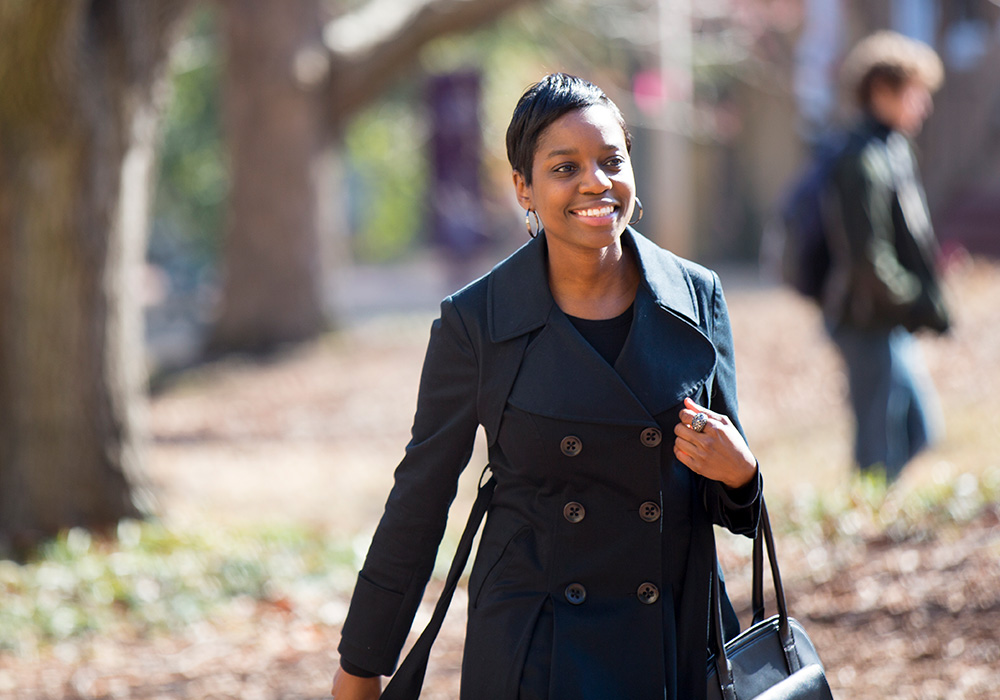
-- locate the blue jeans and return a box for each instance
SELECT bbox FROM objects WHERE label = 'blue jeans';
[830,326,943,479]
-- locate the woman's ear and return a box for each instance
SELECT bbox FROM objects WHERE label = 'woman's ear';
[512,170,533,211]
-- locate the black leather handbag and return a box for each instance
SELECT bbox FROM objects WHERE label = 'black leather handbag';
[707,501,834,700]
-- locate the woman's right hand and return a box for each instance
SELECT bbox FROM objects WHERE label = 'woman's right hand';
[331,666,382,700]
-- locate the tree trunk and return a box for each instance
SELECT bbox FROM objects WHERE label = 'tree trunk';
[208,0,328,354]
[0,1,189,549]
[209,0,534,354]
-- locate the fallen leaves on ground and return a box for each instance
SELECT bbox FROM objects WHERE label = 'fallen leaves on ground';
[3,260,1000,699]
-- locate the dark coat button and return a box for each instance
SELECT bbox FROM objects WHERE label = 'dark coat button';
[637,582,659,605]
[639,501,661,522]
[560,435,582,456]
[563,501,585,523]
[565,583,587,605]
[640,427,662,447]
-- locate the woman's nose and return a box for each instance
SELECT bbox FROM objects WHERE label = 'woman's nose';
[580,165,612,193]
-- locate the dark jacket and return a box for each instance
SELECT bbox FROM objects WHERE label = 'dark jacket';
[822,116,950,333]
[338,228,761,700]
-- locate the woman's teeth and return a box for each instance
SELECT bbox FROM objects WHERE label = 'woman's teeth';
[575,205,615,217]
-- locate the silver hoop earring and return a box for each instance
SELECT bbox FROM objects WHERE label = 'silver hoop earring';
[629,198,644,225]
[525,209,541,238]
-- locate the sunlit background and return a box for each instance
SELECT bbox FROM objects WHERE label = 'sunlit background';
[1,1,999,698]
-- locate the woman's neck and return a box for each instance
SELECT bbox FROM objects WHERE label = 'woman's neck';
[546,240,640,320]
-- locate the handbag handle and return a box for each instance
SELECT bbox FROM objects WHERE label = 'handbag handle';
[751,520,765,624]
[750,502,791,637]
[380,467,497,700]
[710,500,802,699]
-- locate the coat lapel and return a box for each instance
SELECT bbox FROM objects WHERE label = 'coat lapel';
[615,281,716,418]
[616,230,718,416]
[507,304,655,425]
[487,235,552,343]
[488,228,717,424]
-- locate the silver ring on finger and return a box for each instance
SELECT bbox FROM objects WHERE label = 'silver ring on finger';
[691,412,709,433]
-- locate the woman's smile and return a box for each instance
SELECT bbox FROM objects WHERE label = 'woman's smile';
[571,202,618,223]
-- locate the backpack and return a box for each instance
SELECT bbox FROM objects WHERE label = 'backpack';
[761,134,846,301]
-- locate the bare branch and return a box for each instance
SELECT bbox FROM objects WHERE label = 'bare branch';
[323,0,535,127]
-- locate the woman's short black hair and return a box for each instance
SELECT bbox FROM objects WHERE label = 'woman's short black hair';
[506,73,631,186]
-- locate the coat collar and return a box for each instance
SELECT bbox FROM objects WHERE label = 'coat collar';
[487,227,700,343]
[489,227,715,424]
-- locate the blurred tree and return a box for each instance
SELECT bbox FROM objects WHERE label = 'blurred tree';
[208,0,327,352]
[208,0,535,354]
[0,1,192,548]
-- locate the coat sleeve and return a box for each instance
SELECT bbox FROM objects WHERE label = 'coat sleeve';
[338,296,481,676]
[702,271,762,537]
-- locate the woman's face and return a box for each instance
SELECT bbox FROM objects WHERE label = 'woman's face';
[513,105,636,253]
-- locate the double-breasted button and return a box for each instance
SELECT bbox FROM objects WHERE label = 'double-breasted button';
[640,427,662,447]
[565,583,587,605]
[563,501,585,523]
[560,435,583,457]
[637,582,660,605]
[639,501,661,522]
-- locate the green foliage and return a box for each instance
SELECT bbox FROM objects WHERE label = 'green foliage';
[776,466,1000,544]
[0,520,356,656]
[152,5,227,270]
[344,97,428,263]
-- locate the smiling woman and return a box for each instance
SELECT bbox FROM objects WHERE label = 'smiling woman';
[331,73,761,700]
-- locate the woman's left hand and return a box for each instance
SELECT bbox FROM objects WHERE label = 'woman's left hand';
[674,397,757,490]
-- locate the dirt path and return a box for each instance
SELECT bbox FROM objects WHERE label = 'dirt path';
[4,259,1000,699]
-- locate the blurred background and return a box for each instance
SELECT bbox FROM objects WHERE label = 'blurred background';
[1,0,999,698]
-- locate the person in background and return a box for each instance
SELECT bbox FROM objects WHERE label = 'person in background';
[822,31,950,480]
[330,73,761,700]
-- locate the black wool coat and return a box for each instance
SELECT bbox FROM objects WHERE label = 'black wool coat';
[338,228,762,700]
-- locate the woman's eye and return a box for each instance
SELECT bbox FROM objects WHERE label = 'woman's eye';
[605,156,625,169]
[553,163,576,174]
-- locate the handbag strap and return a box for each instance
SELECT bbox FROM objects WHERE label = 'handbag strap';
[710,554,738,700]
[710,499,802,698]
[748,502,799,667]
[380,467,497,700]
[751,502,790,626]
[751,520,765,624]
